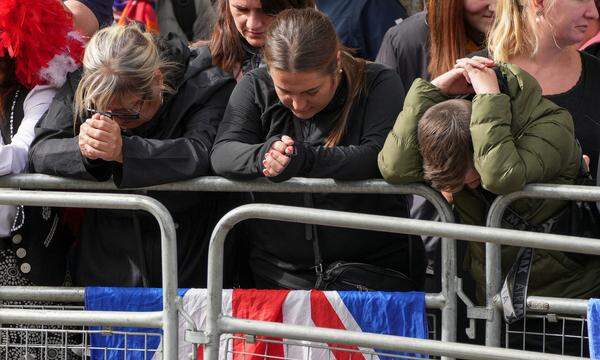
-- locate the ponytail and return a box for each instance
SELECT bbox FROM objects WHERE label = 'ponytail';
[326,51,365,147]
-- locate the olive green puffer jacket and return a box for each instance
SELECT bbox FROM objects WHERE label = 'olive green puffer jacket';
[378,63,600,301]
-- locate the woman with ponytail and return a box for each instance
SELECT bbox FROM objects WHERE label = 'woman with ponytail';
[211,8,425,290]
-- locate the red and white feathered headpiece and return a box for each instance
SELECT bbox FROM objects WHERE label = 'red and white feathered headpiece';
[0,0,86,88]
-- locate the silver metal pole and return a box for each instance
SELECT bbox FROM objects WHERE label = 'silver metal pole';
[205,207,232,360]
[491,296,588,316]
[485,183,600,348]
[220,316,580,360]
[0,174,451,195]
[0,189,179,359]
[0,286,84,302]
[484,236,502,346]
[425,293,446,309]
[526,296,587,316]
[0,309,162,328]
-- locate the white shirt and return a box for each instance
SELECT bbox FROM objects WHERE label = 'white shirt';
[0,85,58,237]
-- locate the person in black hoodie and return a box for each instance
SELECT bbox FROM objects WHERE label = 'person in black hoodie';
[29,24,236,288]
[211,8,426,290]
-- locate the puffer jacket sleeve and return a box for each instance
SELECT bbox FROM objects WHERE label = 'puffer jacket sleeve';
[378,78,448,184]
[470,93,576,194]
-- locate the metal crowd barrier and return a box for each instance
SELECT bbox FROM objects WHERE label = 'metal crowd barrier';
[2,176,596,359]
[485,183,600,352]
[0,189,179,358]
[0,174,459,349]
[201,203,597,360]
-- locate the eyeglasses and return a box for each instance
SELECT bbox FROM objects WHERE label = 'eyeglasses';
[86,100,145,122]
[86,108,141,122]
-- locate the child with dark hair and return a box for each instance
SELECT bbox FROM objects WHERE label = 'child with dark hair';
[417,99,475,195]
[379,58,600,302]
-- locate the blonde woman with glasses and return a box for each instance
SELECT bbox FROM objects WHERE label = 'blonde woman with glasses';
[29,24,236,288]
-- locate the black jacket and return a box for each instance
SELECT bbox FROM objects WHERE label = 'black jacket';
[0,88,72,287]
[211,63,425,285]
[29,38,236,287]
[376,11,430,91]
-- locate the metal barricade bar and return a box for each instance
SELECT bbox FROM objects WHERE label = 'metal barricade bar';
[0,309,163,328]
[0,176,457,358]
[485,184,600,348]
[204,203,600,360]
[490,296,588,316]
[0,189,179,358]
[0,286,446,309]
[0,287,84,303]
[220,316,579,360]
[0,174,458,349]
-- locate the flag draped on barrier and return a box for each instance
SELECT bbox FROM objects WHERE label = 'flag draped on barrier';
[588,299,600,359]
[85,288,428,360]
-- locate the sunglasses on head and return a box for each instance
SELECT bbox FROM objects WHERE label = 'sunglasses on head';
[86,108,141,122]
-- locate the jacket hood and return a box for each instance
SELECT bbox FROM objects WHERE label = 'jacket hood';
[156,33,232,90]
[156,33,190,91]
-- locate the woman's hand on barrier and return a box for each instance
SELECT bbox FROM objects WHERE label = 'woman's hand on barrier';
[263,135,295,177]
[78,113,124,163]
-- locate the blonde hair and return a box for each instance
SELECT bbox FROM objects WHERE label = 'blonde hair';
[73,24,179,128]
[487,0,556,62]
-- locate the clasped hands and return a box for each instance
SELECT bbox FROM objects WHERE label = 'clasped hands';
[262,135,295,177]
[431,56,500,95]
[78,113,124,163]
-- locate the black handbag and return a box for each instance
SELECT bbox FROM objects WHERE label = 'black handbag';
[306,213,419,292]
[316,261,418,291]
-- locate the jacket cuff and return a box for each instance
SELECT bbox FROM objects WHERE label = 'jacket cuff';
[267,141,312,183]
[111,136,132,188]
[405,78,449,108]
[81,155,112,181]
[471,93,511,125]
[258,135,282,173]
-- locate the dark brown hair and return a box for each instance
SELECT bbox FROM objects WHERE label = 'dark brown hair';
[418,99,473,191]
[427,0,469,79]
[263,8,366,147]
[208,0,315,75]
[0,57,19,123]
